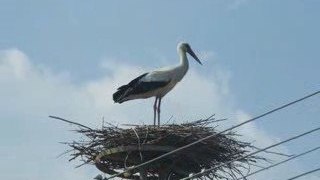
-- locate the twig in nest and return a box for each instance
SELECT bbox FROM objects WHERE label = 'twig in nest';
[49,115,92,130]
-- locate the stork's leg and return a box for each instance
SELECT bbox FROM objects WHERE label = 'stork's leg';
[157,97,162,126]
[153,97,158,126]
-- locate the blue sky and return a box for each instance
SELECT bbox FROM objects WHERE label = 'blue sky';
[0,0,319,179]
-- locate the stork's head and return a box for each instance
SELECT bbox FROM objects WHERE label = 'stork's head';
[177,42,202,65]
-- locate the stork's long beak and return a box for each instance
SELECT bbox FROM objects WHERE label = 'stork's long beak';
[187,47,202,65]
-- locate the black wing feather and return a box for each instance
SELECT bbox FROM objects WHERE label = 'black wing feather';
[130,81,169,95]
[113,73,170,103]
[117,73,148,91]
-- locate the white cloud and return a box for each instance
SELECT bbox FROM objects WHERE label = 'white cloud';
[0,49,318,180]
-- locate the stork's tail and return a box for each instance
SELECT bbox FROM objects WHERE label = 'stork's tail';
[113,73,148,103]
[113,85,129,103]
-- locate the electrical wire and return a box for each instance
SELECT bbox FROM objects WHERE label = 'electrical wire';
[181,127,320,180]
[235,146,320,180]
[287,167,320,180]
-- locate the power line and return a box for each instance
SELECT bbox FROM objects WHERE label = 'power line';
[287,167,320,180]
[235,146,320,180]
[181,127,320,180]
[106,90,320,179]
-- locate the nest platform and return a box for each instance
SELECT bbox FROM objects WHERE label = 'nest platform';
[57,116,264,179]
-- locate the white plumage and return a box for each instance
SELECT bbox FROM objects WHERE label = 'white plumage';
[113,42,202,126]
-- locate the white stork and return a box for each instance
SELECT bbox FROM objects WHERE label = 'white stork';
[113,42,202,126]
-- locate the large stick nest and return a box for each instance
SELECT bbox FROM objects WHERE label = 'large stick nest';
[57,116,266,179]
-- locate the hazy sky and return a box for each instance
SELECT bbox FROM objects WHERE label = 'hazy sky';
[0,0,319,179]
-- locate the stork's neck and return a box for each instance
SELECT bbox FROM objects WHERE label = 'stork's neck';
[178,49,189,68]
[174,49,189,81]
